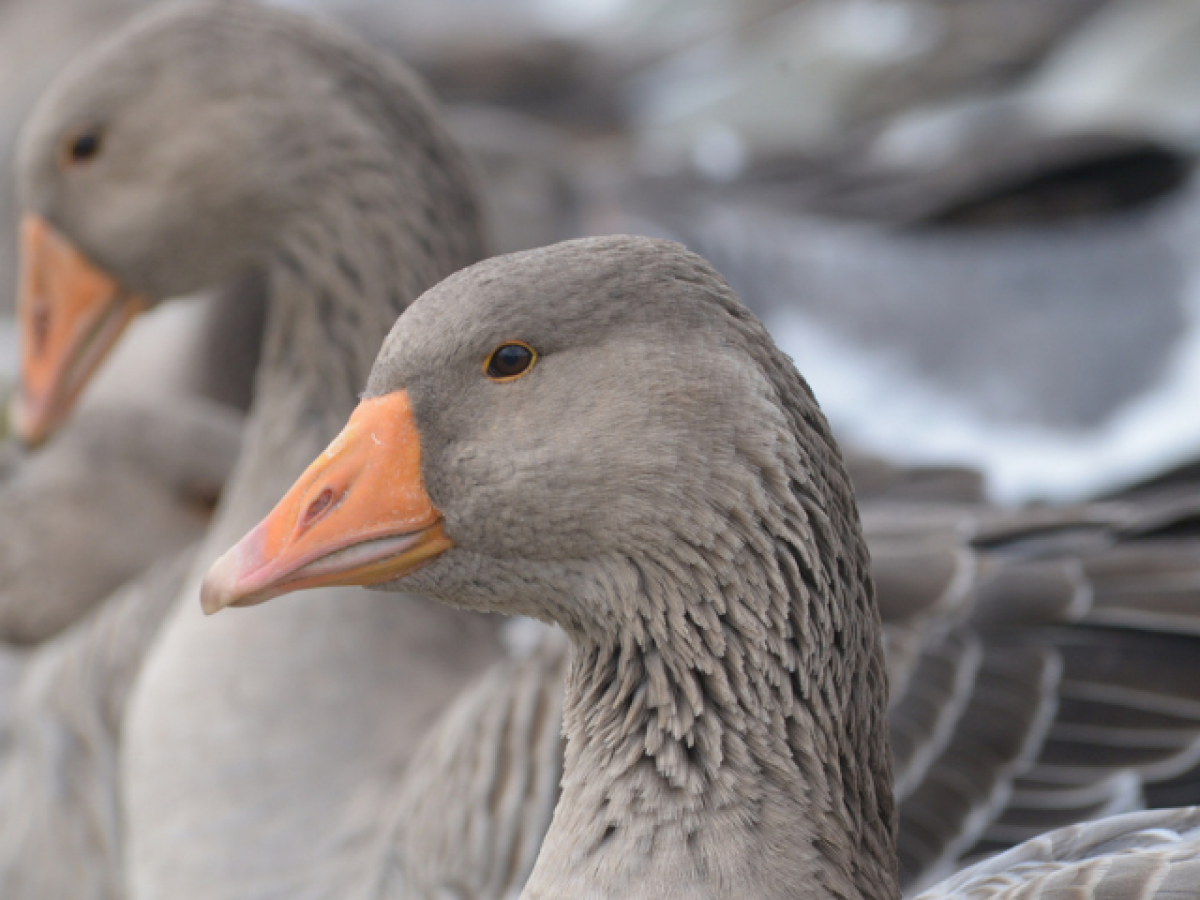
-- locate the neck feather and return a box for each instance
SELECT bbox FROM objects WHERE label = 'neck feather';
[525,396,899,900]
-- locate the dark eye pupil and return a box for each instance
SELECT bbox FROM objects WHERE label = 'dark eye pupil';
[70,132,101,162]
[487,344,533,379]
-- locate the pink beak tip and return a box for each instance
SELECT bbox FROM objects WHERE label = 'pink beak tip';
[199,530,271,615]
[200,548,242,616]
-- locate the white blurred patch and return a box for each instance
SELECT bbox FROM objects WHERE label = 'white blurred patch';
[810,0,942,64]
[691,122,747,182]
[533,0,633,35]
[500,617,557,659]
[769,273,1200,504]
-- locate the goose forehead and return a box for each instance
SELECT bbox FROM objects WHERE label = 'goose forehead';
[21,2,334,148]
[369,238,740,383]
[20,24,238,187]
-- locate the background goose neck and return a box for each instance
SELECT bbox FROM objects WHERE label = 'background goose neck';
[194,14,486,534]
[223,219,468,537]
[220,93,484,532]
[118,11,495,897]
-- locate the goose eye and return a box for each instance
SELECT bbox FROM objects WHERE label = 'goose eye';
[64,130,102,165]
[485,342,537,381]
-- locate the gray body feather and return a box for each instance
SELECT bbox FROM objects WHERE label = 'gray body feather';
[916,807,1200,899]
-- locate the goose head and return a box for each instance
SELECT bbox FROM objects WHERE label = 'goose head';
[201,234,851,632]
[11,0,441,444]
[202,235,896,899]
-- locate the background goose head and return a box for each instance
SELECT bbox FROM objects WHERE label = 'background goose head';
[12,0,482,445]
[205,234,898,900]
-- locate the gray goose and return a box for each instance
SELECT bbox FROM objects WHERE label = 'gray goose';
[204,234,1200,900]
[13,3,1200,898]
[3,2,560,898]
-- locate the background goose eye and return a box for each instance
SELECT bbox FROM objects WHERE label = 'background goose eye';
[64,130,102,165]
[485,342,537,381]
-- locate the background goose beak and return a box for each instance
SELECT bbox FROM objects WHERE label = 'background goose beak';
[10,214,146,446]
[201,390,452,614]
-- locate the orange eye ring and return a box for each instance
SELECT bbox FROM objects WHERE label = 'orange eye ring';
[484,341,537,382]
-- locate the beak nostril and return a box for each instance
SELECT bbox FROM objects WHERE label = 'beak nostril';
[303,488,336,527]
[32,305,51,354]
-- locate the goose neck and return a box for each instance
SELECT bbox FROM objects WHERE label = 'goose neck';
[526,521,899,900]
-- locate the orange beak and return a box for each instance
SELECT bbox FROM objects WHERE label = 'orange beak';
[11,214,147,445]
[200,391,453,614]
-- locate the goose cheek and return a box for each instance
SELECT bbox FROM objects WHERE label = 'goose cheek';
[200,390,453,614]
[10,214,146,446]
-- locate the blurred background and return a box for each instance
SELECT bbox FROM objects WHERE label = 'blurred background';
[4,0,1200,502]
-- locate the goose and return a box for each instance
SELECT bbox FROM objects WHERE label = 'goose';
[4,2,537,896]
[203,234,1200,900]
[13,3,1200,898]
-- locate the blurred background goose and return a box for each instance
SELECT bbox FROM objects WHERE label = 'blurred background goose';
[0,3,582,661]
[2,2,515,897]
[204,234,1200,900]
[0,1,249,640]
[0,0,569,652]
